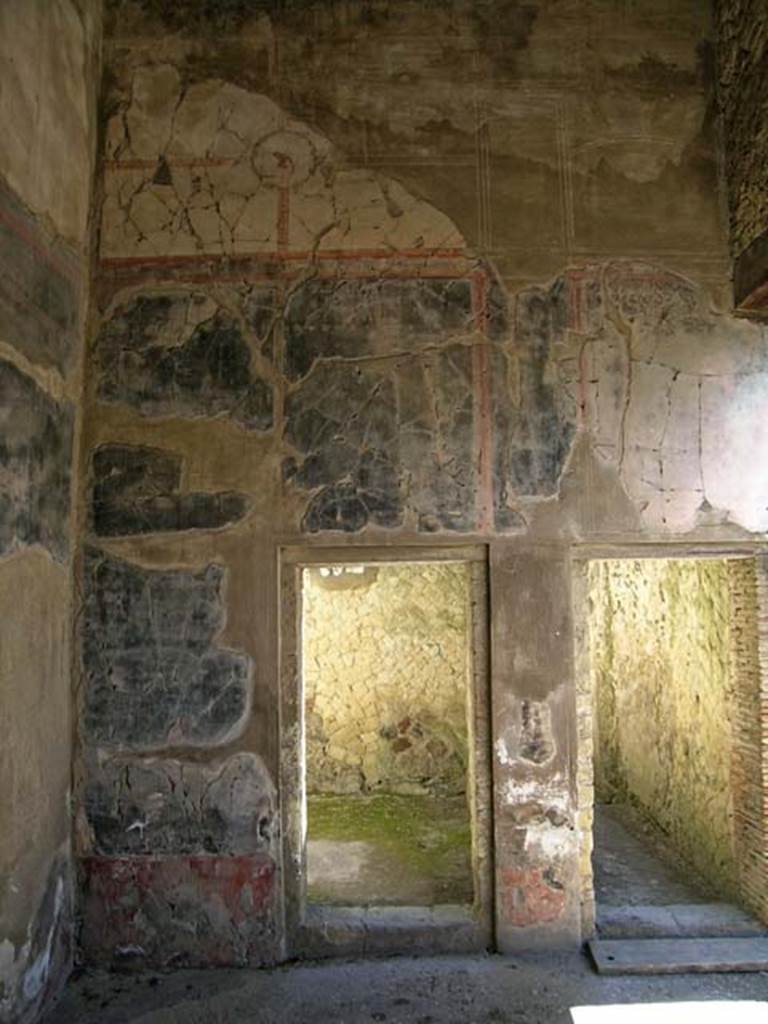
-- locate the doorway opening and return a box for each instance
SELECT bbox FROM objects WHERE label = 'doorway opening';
[577,554,768,941]
[304,560,473,906]
[280,547,492,957]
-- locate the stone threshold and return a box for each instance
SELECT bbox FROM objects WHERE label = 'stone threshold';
[297,904,484,959]
[596,903,767,940]
[590,937,768,975]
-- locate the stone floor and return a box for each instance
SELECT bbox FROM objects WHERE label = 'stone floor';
[593,803,765,939]
[44,952,768,1023]
[307,793,473,906]
[593,803,714,907]
[42,804,768,1022]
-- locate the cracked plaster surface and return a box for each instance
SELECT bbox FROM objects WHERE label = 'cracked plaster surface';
[567,263,768,533]
[90,443,250,537]
[85,752,275,856]
[96,67,768,538]
[93,290,275,428]
[283,277,480,533]
[82,549,252,750]
[102,67,463,259]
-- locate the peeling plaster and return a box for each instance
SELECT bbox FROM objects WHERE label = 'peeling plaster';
[81,0,768,960]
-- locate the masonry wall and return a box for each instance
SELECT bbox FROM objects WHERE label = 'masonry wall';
[77,0,768,962]
[715,0,768,309]
[303,563,470,797]
[0,3,100,1020]
[589,558,739,899]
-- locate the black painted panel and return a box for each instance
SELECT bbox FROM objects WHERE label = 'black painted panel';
[82,549,251,749]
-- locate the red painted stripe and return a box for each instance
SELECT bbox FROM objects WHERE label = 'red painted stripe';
[99,247,469,269]
[0,202,80,283]
[104,157,237,171]
[276,186,290,253]
[95,270,481,306]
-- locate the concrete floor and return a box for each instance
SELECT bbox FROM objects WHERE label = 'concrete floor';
[44,952,768,1023]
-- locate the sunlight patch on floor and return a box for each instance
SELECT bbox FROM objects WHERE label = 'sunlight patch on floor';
[571,1002,767,1023]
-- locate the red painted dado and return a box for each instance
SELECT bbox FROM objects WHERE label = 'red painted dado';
[500,868,566,928]
[80,854,278,966]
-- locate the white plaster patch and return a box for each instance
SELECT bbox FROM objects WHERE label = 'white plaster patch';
[575,267,768,534]
[502,774,572,816]
[102,73,468,260]
[701,372,768,534]
[0,937,19,983]
[21,876,64,1001]
[524,821,576,861]
[495,738,513,767]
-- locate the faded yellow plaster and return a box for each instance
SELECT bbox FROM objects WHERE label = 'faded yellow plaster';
[0,550,70,962]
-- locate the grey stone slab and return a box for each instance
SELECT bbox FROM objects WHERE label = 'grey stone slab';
[300,904,480,959]
[597,903,767,939]
[300,906,368,960]
[597,905,680,939]
[590,937,768,974]
[669,903,767,937]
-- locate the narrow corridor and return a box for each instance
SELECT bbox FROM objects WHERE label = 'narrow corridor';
[593,804,764,939]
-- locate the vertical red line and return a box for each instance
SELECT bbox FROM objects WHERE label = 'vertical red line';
[275,152,293,254]
[277,185,290,253]
[567,269,585,333]
[472,270,494,533]
[577,339,589,430]
[568,270,590,429]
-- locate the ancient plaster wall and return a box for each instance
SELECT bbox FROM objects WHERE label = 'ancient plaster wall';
[0,2,100,1020]
[589,558,739,898]
[78,0,768,959]
[303,563,470,797]
[715,0,768,306]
